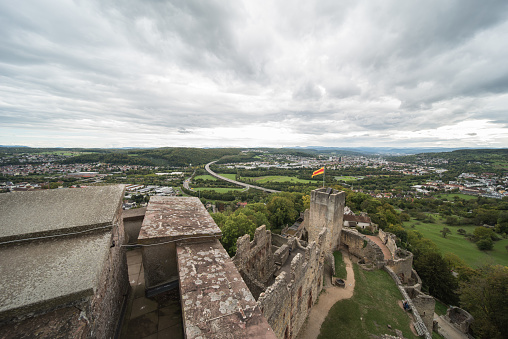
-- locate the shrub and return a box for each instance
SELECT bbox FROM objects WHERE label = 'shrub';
[476,238,493,251]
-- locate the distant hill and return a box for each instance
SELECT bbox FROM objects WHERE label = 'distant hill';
[386,148,508,174]
[290,146,471,155]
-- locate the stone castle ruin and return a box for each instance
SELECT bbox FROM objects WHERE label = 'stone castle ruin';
[234,226,327,339]
[0,186,443,338]
[233,187,436,339]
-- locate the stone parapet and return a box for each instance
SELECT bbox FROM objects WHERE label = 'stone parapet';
[0,186,128,338]
[340,228,385,269]
[379,229,398,257]
[177,239,276,339]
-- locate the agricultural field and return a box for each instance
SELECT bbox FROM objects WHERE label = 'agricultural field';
[194,173,237,181]
[403,216,508,267]
[434,193,477,201]
[335,176,363,182]
[249,175,317,184]
[189,187,245,193]
[319,264,416,339]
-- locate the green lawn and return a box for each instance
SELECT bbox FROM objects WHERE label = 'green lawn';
[319,264,416,339]
[335,176,363,182]
[194,173,237,181]
[333,251,347,279]
[404,216,508,268]
[251,175,316,184]
[434,193,478,201]
[190,187,244,193]
[434,300,448,316]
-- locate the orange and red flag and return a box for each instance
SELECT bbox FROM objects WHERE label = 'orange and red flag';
[312,167,324,177]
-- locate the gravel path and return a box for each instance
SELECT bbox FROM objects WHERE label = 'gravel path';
[296,250,356,339]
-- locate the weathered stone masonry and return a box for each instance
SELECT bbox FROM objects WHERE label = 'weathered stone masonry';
[0,186,129,339]
[139,196,277,339]
[234,225,327,339]
[340,228,385,269]
[308,188,345,256]
[233,226,277,299]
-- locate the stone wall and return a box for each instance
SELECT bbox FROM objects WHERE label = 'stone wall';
[340,229,385,269]
[273,244,290,266]
[406,287,436,332]
[308,188,345,256]
[254,228,327,339]
[386,249,413,284]
[233,225,277,299]
[89,209,130,338]
[258,272,292,338]
[272,233,289,247]
[384,267,432,339]
[142,242,178,288]
[444,306,474,334]
[123,207,146,244]
[378,229,397,257]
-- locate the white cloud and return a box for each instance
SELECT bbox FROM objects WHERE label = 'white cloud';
[0,0,508,148]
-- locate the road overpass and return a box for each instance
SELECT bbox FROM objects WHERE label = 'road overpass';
[205,161,280,193]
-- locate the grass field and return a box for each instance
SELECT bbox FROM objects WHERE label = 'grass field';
[403,215,508,268]
[194,174,236,181]
[434,193,478,201]
[434,300,448,316]
[333,251,347,279]
[335,176,363,182]
[251,175,317,184]
[319,264,416,339]
[190,187,244,193]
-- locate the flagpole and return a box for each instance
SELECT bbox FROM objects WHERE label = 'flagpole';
[323,166,325,188]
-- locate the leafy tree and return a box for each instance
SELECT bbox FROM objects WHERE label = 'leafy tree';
[49,182,61,189]
[399,212,410,222]
[244,203,269,214]
[218,213,257,256]
[235,208,270,229]
[267,196,298,229]
[302,194,310,211]
[132,194,145,204]
[406,230,439,258]
[445,215,460,226]
[440,227,451,238]
[460,265,508,339]
[211,212,228,228]
[414,252,459,305]
[443,253,476,282]
[473,227,496,241]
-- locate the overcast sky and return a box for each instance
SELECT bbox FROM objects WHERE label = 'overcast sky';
[1,0,508,149]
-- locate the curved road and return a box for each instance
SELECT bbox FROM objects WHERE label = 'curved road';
[205,161,280,193]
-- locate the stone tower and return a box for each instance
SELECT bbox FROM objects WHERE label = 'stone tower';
[308,188,345,255]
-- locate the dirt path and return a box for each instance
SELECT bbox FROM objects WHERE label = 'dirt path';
[296,251,356,339]
[366,235,393,260]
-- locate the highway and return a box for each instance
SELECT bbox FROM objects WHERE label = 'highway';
[183,170,195,190]
[205,161,280,193]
